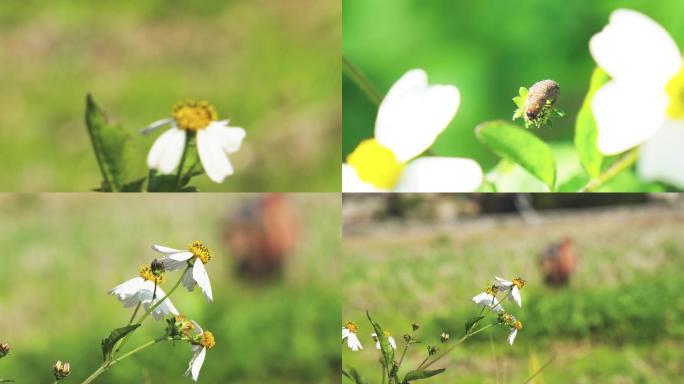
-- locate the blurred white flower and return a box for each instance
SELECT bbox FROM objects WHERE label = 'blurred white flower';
[153,241,213,303]
[343,69,483,192]
[109,266,178,320]
[342,322,363,351]
[371,331,397,350]
[590,9,684,187]
[494,277,524,307]
[472,290,504,313]
[185,321,215,382]
[142,100,246,183]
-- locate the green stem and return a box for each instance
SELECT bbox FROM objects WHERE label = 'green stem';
[174,134,191,190]
[419,324,494,370]
[579,148,639,192]
[342,56,383,107]
[113,266,189,356]
[81,337,166,384]
[127,302,141,325]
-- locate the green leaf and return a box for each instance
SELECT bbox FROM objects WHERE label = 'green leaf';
[575,67,610,178]
[476,121,557,190]
[403,368,446,382]
[464,315,485,333]
[366,311,397,382]
[0,379,15,383]
[121,177,146,192]
[85,94,131,192]
[342,367,367,384]
[101,324,140,362]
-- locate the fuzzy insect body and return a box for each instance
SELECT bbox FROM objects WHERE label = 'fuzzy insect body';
[525,80,560,119]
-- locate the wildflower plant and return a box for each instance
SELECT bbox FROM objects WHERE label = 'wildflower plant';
[342,276,529,384]
[84,95,245,192]
[79,240,218,383]
[344,7,684,192]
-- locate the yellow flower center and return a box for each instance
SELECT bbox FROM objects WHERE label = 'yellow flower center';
[139,265,164,285]
[666,64,684,119]
[188,240,212,264]
[200,331,216,349]
[512,277,525,289]
[345,321,358,333]
[513,320,523,330]
[383,330,391,338]
[346,139,405,190]
[172,100,217,131]
[485,286,499,296]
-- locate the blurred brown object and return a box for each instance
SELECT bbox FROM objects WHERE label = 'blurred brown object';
[223,194,299,280]
[539,237,578,286]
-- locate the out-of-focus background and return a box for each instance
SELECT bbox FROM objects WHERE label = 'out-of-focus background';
[342,193,684,383]
[0,0,340,191]
[0,193,339,383]
[343,0,684,191]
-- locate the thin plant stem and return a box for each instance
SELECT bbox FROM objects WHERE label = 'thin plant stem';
[522,355,556,384]
[81,337,166,384]
[419,324,495,370]
[174,134,191,190]
[381,363,387,384]
[579,148,639,192]
[127,302,141,325]
[342,56,383,106]
[114,265,190,356]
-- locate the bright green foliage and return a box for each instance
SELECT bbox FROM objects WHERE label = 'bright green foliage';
[85,94,131,192]
[403,368,446,382]
[100,324,140,362]
[476,121,557,190]
[575,67,610,178]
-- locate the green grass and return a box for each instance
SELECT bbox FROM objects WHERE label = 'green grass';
[0,0,340,191]
[0,193,340,383]
[342,205,684,382]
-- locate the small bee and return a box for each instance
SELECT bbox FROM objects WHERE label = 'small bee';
[513,79,564,128]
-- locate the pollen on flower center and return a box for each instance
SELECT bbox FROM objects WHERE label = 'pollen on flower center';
[485,286,499,295]
[345,321,358,333]
[346,139,405,189]
[139,265,164,285]
[512,277,525,289]
[200,331,215,349]
[666,64,684,119]
[513,320,523,330]
[172,100,218,131]
[188,240,212,264]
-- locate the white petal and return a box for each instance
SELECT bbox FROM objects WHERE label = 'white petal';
[507,328,518,346]
[388,336,397,350]
[186,347,206,381]
[197,128,234,183]
[342,328,350,338]
[206,122,246,154]
[638,120,684,188]
[141,118,173,135]
[109,277,145,303]
[193,261,213,302]
[494,277,512,286]
[147,127,187,174]
[158,251,194,271]
[346,333,363,351]
[590,9,681,85]
[394,157,482,192]
[375,69,460,162]
[342,164,378,192]
[182,268,196,291]
[138,283,178,320]
[592,81,668,155]
[511,286,522,307]
[151,244,184,254]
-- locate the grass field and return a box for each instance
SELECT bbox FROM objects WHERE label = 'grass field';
[0,193,340,383]
[0,0,340,191]
[342,202,684,383]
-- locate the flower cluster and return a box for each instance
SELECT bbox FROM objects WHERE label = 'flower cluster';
[472,276,525,345]
[342,321,399,352]
[107,240,218,381]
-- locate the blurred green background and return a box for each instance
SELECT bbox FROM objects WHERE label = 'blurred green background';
[0,0,340,191]
[343,0,684,185]
[0,193,340,383]
[342,194,684,382]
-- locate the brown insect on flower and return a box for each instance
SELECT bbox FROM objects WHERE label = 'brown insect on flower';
[524,80,560,120]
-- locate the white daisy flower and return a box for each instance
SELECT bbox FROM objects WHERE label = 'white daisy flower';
[507,319,522,346]
[371,331,397,350]
[590,9,684,187]
[343,69,483,192]
[152,241,214,302]
[142,100,246,183]
[184,321,215,382]
[109,265,178,320]
[472,289,504,313]
[494,277,525,308]
[342,321,363,351]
